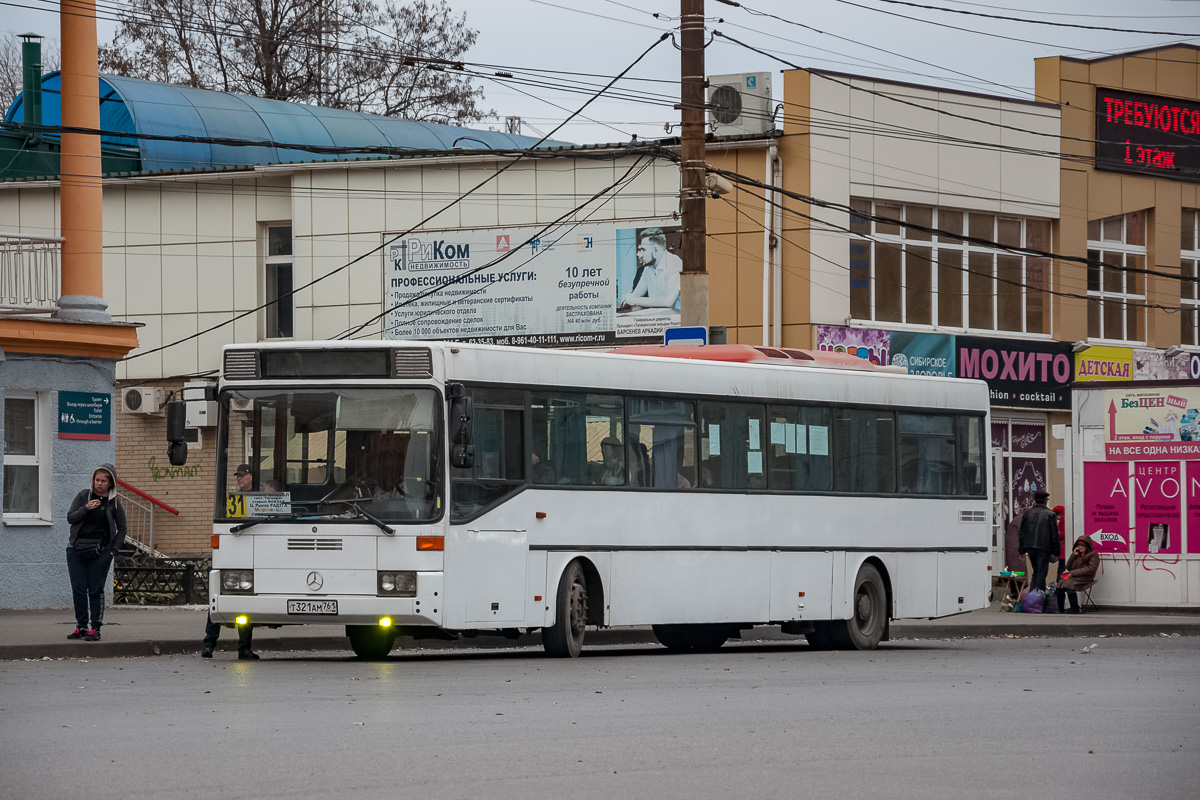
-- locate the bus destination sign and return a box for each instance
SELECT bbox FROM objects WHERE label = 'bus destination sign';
[1095,88,1200,183]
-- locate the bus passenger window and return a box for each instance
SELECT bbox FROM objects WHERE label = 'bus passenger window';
[768,405,831,492]
[701,402,766,490]
[898,413,956,495]
[628,398,696,489]
[833,409,896,494]
[957,416,986,496]
[533,393,623,487]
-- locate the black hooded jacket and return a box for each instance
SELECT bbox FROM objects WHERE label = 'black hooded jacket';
[66,464,127,556]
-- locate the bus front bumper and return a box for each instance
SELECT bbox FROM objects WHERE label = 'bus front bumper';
[209,571,444,627]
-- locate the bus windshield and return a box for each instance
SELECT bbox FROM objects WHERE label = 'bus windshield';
[217,387,442,523]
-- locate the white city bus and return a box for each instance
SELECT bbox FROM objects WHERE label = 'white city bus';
[208,341,991,658]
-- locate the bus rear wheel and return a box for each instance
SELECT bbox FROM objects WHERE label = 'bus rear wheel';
[653,624,730,653]
[347,625,396,660]
[829,563,887,651]
[543,561,588,658]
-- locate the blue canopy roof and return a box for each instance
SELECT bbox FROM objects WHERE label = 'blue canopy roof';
[4,73,558,173]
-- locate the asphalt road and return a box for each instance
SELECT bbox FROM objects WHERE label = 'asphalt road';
[2,637,1196,800]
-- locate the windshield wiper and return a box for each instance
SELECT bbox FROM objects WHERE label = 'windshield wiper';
[320,499,396,536]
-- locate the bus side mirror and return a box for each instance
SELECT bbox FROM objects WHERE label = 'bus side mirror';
[448,387,474,469]
[166,402,188,466]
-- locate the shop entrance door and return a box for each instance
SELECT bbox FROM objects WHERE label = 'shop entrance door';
[992,417,1048,571]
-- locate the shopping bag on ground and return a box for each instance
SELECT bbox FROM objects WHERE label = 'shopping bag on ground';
[1019,590,1044,613]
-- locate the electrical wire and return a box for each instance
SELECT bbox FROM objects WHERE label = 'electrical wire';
[119,31,672,362]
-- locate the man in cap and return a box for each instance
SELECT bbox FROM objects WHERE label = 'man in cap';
[1018,490,1060,591]
[234,463,254,492]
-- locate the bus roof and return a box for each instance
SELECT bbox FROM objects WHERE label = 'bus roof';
[608,344,902,372]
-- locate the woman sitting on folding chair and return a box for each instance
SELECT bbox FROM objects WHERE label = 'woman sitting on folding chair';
[1055,536,1100,614]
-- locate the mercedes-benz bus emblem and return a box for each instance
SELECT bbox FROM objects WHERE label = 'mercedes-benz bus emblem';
[306,571,324,591]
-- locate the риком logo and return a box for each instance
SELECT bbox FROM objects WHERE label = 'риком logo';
[393,238,471,272]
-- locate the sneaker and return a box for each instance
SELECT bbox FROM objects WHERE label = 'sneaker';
[237,650,260,660]
[67,627,86,640]
[201,648,214,659]
[83,629,101,642]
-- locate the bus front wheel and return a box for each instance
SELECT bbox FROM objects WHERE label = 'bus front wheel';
[543,561,588,658]
[653,624,730,653]
[829,564,887,651]
[347,625,396,660]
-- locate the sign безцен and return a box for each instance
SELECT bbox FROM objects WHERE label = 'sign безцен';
[1104,387,1200,460]
[957,336,1072,410]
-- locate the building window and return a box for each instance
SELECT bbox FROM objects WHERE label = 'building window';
[1182,210,1200,347]
[848,200,1051,334]
[264,225,293,339]
[1086,212,1146,343]
[3,392,48,520]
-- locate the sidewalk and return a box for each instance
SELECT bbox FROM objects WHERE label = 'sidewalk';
[3,602,1199,661]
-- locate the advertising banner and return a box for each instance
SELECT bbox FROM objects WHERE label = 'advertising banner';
[1083,461,1132,554]
[382,222,680,347]
[888,332,955,377]
[956,335,1073,410]
[1074,346,1133,382]
[1104,387,1200,460]
[1133,462,1182,556]
[816,326,890,365]
[1186,462,1200,555]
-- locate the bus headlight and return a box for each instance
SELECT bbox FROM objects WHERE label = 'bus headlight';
[221,570,255,594]
[378,571,417,597]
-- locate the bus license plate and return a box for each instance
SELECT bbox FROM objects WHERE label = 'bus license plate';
[287,599,338,615]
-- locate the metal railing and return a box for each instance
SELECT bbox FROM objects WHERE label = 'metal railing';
[116,478,180,557]
[0,231,63,312]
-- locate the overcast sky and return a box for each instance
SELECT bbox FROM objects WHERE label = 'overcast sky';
[3,0,1199,143]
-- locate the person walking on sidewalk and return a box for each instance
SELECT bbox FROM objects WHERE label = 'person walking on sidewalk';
[65,465,126,642]
[1056,536,1100,613]
[1018,490,1060,591]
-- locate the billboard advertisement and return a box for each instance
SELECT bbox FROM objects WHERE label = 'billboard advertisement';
[1104,387,1200,460]
[382,222,681,347]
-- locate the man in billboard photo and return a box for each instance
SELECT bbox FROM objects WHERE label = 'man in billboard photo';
[618,227,682,312]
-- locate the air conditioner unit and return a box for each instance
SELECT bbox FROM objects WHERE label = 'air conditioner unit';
[707,72,774,136]
[122,387,166,415]
[230,397,254,413]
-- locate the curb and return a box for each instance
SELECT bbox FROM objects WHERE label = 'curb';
[5,622,1199,661]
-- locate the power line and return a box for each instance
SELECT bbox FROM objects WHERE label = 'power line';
[866,0,1200,37]
[120,31,672,362]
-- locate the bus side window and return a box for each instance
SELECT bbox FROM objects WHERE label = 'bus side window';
[701,402,766,490]
[767,405,830,491]
[627,398,695,489]
[957,415,986,496]
[834,409,896,494]
[533,392,623,486]
[450,388,524,523]
[898,413,956,495]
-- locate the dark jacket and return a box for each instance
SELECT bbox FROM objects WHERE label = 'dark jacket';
[66,464,127,556]
[1018,501,1060,556]
[1062,536,1100,591]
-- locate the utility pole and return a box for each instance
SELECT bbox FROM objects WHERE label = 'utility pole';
[679,0,708,329]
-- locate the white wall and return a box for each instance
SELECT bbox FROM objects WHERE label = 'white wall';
[806,73,1061,326]
[0,154,679,381]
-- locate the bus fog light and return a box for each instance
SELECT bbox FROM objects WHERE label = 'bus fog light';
[378,571,417,596]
